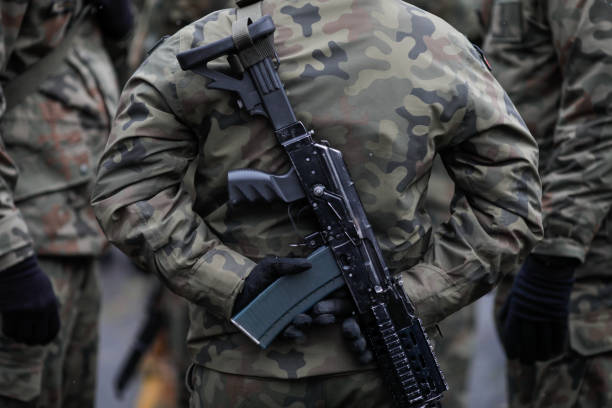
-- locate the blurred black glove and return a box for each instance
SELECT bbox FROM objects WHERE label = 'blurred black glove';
[233,256,311,314]
[282,288,373,364]
[499,254,578,364]
[92,0,134,40]
[0,257,60,345]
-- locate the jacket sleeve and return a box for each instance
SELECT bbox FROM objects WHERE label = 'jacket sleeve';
[0,1,36,271]
[532,0,612,262]
[91,36,255,320]
[401,38,544,327]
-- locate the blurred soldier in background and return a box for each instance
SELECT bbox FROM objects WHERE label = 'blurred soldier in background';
[484,0,612,406]
[0,1,132,407]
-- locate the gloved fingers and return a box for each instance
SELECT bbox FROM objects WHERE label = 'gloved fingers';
[312,298,353,318]
[1,311,19,341]
[313,313,336,325]
[498,294,511,324]
[358,350,374,365]
[549,322,567,358]
[518,320,538,365]
[41,305,60,345]
[342,317,362,340]
[272,257,311,276]
[291,313,312,329]
[350,337,368,353]
[538,324,552,361]
[282,325,307,343]
[501,314,520,360]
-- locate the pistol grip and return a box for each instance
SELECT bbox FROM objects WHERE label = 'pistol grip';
[228,167,305,205]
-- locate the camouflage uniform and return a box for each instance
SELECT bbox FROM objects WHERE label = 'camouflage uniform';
[92,0,543,406]
[483,0,612,406]
[414,2,483,406]
[0,0,119,406]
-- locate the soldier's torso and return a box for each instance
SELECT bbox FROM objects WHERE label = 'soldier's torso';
[138,0,500,376]
[0,0,119,256]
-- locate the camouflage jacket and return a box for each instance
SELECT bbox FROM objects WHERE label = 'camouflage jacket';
[484,0,612,356]
[410,0,483,44]
[0,0,119,271]
[92,0,543,378]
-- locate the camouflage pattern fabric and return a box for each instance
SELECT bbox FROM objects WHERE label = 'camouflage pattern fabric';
[0,0,119,272]
[0,0,119,404]
[483,0,612,360]
[410,0,483,44]
[0,257,100,407]
[484,1,612,404]
[188,364,392,408]
[92,0,543,381]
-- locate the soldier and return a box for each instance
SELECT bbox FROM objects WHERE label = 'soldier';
[483,0,612,406]
[0,1,131,407]
[92,0,543,406]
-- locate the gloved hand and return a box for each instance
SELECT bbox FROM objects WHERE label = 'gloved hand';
[282,288,373,364]
[0,257,60,345]
[499,254,578,364]
[233,256,312,314]
[92,0,134,40]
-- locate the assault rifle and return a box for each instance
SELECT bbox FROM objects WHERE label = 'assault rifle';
[177,15,447,408]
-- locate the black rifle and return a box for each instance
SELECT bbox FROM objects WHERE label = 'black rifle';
[177,16,447,408]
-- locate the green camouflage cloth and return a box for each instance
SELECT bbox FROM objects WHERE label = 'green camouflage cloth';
[0,257,100,407]
[188,365,392,407]
[0,0,119,404]
[0,0,119,272]
[92,0,543,380]
[410,0,483,44]
[483,0,612,357]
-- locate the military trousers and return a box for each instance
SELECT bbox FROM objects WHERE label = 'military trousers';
[0,256,101,408]
[495,275,612,408]
[187,364,393,408]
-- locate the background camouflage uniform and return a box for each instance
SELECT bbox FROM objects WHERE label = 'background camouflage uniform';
[0,0,119,406]
[92,0,543,406]
[483,0,612,406]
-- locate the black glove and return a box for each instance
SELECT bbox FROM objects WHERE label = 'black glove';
[499,254,578,364]
[0,257,60,345]
[282,288,373,364]
[233,256,311,314]
[92,0,134,40]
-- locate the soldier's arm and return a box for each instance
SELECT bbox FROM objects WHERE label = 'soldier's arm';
[531,0,612,262]
[400,39,544,327]
[0,1,36,271]
[91,35,254,319]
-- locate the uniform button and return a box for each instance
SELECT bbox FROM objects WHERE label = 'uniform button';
[80,164,89,175]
